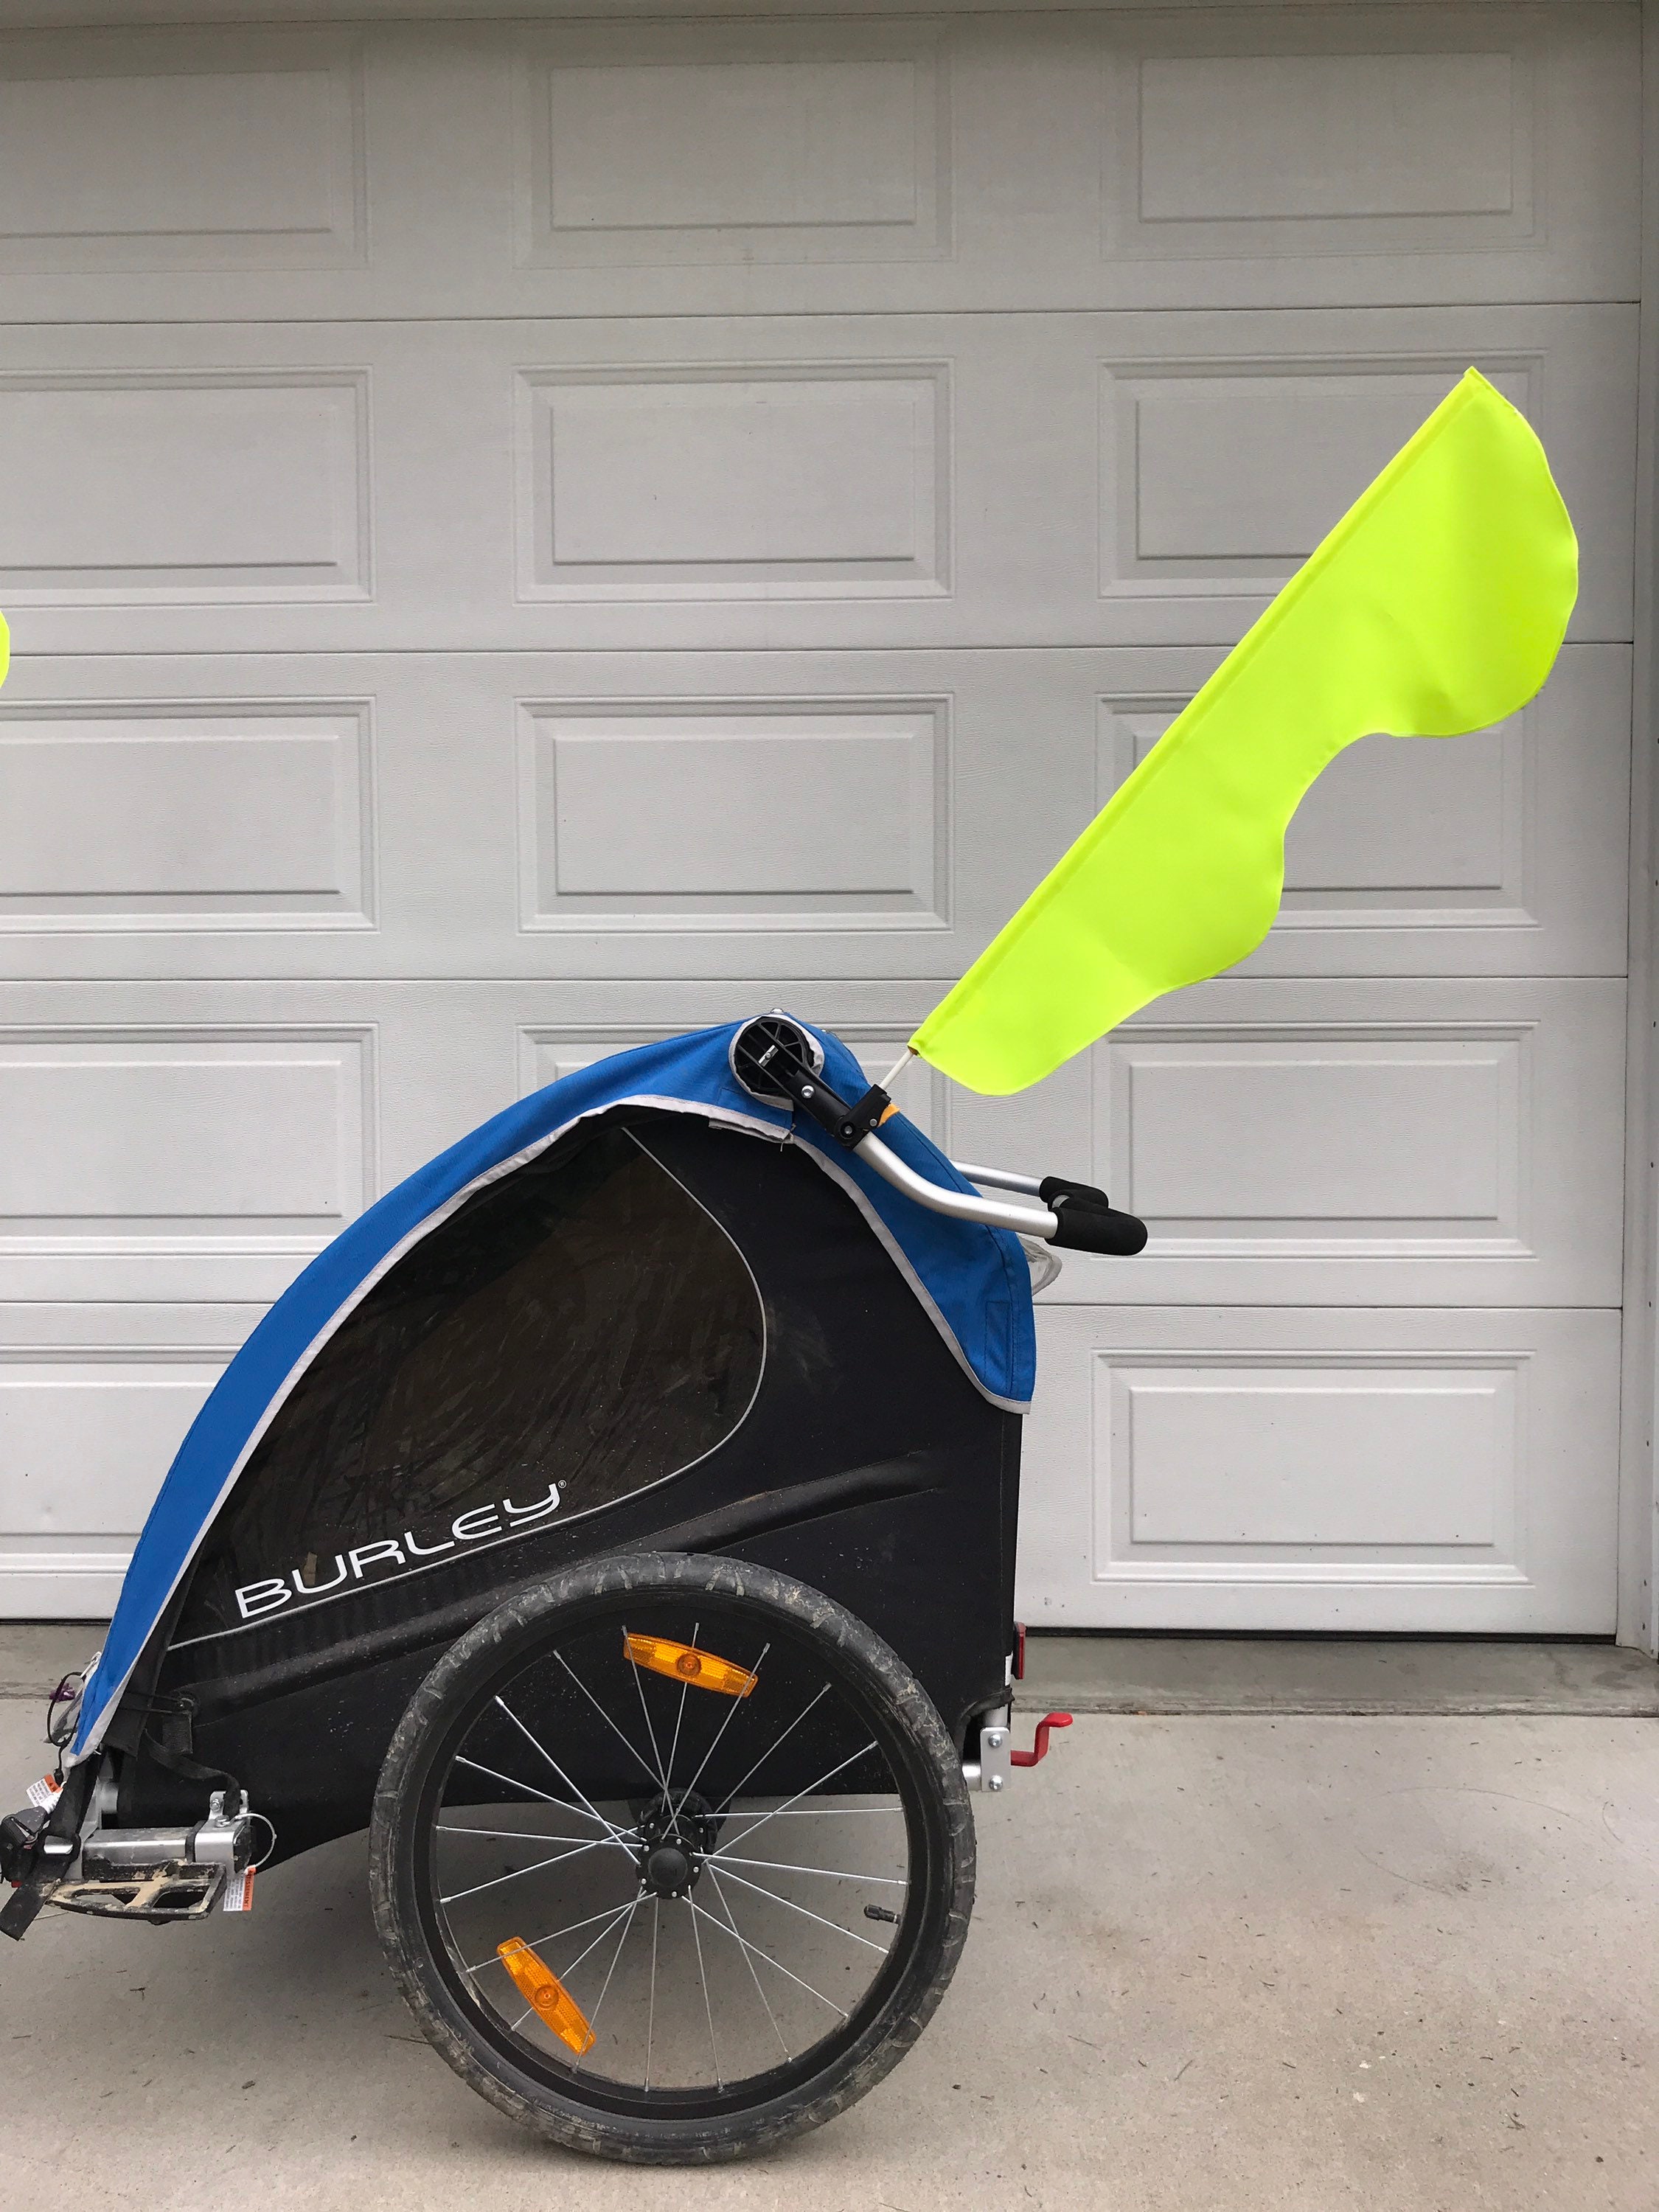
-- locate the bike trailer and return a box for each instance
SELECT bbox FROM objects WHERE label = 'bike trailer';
[0,1012,1143,2162]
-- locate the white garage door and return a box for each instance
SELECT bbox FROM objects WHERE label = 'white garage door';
[0,7,1638,1633]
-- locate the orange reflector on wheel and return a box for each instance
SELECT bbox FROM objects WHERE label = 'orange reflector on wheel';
[624,1632,757,1698]
[496,1938,596,2056]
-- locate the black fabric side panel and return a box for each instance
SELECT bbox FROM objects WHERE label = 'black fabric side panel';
[125,1110,1018,1850]
[151,1452,947,1726]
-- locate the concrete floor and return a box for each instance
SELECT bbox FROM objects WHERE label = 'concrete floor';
[1020,1635,1659,1717]
[3,1676,1659,2209]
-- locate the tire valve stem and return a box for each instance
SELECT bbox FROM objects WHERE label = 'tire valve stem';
[863,1904,900,1925]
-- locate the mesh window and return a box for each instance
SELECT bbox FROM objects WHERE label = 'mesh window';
[179,1121,764,1631]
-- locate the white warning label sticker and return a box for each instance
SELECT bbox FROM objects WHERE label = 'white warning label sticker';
[222,1866,255,1913]
[25,1775,61,1811]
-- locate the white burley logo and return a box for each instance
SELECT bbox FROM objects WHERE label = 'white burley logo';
[233,1481,563,1622]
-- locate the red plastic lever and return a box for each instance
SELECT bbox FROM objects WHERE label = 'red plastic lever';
[1009,1711,1073,1767]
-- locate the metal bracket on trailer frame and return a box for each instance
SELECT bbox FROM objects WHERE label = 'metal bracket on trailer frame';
[962,1706,1013,1793]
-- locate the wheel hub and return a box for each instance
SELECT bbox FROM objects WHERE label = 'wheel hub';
[633,1790,719,1898]
[644,1842,693,1896]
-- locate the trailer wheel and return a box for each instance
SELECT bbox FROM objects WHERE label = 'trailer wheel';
[369,1551,975,2163]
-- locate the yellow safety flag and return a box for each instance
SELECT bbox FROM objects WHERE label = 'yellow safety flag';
[910,369,1577,1095]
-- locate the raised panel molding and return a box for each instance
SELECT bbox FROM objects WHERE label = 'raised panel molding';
[1105,1022,1529,1259]
[1014,1304,1621,1631]
[515,364,950,600]
[0,369,371,603]
[517,697,949,931]
[1108,16,1540,264]
[516,20,950,267]
[0,11,1634,320]
[0,1026,375,1302]
[0,699,375,931]
[1093,1348,1526,1581]
[1100,355,1535,591]
[0,27,366,273]
[1077,980,1627,1307]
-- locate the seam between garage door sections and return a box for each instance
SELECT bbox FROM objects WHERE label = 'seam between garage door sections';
[161,1107,774,1660]
[10,305,1639,327]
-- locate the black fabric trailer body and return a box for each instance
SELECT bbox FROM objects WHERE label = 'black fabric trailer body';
[112,1109,1020,1860]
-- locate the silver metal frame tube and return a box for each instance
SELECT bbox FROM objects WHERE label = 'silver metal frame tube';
[855,1131,1058,1237]
[953,1161,1044,1198]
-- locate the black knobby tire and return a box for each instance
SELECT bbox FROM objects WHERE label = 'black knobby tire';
[369,1552,975,2163]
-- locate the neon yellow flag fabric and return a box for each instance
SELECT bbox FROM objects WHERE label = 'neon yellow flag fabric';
[911,369,1577,1095]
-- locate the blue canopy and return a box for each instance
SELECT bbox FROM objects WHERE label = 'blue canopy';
[72,1018,1034,1761]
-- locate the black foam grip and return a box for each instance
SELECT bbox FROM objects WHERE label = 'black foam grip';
[1048,1198,1148,1256]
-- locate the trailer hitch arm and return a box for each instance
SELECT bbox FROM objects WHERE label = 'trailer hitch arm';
[1010,1711,1073,1768]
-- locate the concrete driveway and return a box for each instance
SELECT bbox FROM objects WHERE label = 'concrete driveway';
[4,1677,1658,2211]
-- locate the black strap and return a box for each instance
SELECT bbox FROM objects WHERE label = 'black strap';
[140,1701,243,1817]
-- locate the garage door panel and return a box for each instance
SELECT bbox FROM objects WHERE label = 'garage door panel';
[0,1306,251,1621]
[0,4,1634,1642]
[1083,978,1626,1307]
[512,16,952,274]
[0,695,375,936]
[0,367,371,608]
[1095,3,1638,308]
[1093,320,1635,646]
[0,1023,375,1306]
[1015,1304,1621,1632]
[515,361,952,602]
[0,309,1632,655]
[0,647,1625,986]
[0,1354,224,1618]
[0,23,366,281]
[0,650,1063,984]
[0,11,1632,321]
[519,700,947,927]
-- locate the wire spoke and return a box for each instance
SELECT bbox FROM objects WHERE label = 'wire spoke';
[451,1752,581,1815]
[440,1612,911,2099]
[711,1741,883,1858]
[552,1650,661,1794]
[645,1898,661,2093]
[723,1804,905,1818]
[439,1834,612,1906]
[661,1618,698,1837]
[710,1863,888,1953]
[465,1896,634,1978]
[710,1851,908,1888]
[622,1624,670,1795]
[491,1697,635,1849]
[575,1893,641,2075]
[706,1865,790,2062]
[689,1886,723,2090]
[437,1823,603,1846]
[672,1641,771,1813]
[549,1896,646,2023]
[686,1896,849,2022]
[714,1683,830,1813]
